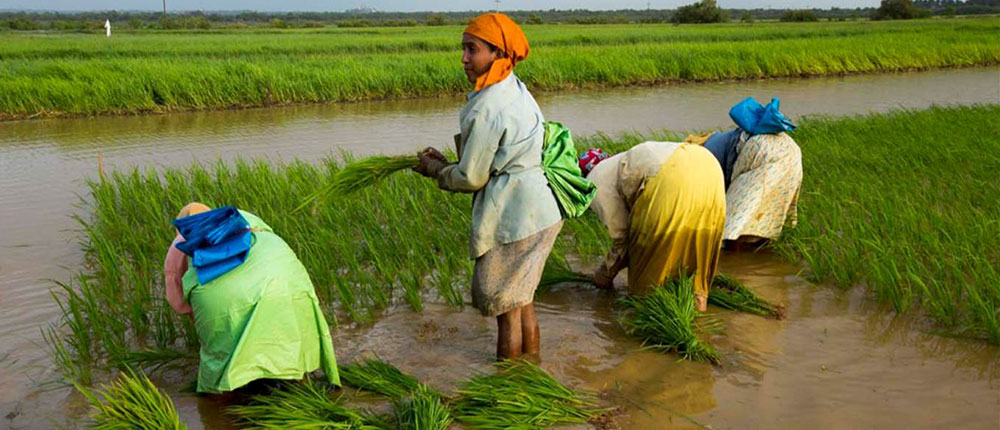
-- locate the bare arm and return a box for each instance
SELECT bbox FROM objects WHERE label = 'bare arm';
[164,234,193,315]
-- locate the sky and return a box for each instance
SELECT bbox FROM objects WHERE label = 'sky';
[3,1,883,12]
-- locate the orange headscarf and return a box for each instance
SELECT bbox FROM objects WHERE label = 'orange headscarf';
[464,13,530,91]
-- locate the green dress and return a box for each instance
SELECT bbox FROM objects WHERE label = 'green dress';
[182,211,339,393]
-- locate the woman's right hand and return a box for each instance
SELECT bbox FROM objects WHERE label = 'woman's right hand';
[415,147,448,178]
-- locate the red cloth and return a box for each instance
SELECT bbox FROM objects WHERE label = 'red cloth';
[579,148,610,175]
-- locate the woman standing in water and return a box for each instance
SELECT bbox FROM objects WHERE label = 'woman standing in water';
[413,13,562,360]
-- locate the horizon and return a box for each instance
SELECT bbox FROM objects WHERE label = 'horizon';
[1,1,883,13]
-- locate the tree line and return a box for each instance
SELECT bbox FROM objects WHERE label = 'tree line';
[1,0,997,31]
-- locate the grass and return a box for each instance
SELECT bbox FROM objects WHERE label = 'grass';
[338,358,435,399]
[393,385,452,430]
[619,277,723,364]
[75,371,187,430]
[772,104,1000,343]
[296,154,419,212]
[2,19,998,118]
[709,274,786,319]
[234,359,588,430]
[44,105,1000,395]
[452,359,602,429]
[229,379,390,430]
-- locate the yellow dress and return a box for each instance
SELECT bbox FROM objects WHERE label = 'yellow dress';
[588,142,725,297]
[627,144,726,296]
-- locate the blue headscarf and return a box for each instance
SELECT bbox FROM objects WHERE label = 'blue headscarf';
[729,97,797,135]
[172,206,252,285]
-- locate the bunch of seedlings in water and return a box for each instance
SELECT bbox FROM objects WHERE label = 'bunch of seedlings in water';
[452,359,601,429]
[296,154,420,211]
[230,378,390,430]
[75,371,187,430]
[619,276,722,364]
[709,274,786,319]
[339,358,437,399]
[536,250,593,293]
[393,385,453,430]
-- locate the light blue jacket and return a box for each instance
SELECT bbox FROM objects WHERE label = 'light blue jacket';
[437,74,562,259]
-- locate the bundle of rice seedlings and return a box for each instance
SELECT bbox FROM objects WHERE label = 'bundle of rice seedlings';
[295,154,419,212]
[339,358,436,399]
[619,277,722,364]
[76,371,187,430]
[393,385,452,430]
[229,378,389,430]
[710,274,786,319]
[537,255,593,290]
[452,359,601,429]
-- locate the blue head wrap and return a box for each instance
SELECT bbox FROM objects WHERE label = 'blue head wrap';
[172,206,252,285]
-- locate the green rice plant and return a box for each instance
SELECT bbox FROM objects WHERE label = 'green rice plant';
[338,358,435,399]
[619,277,722,364]
[537,250,593,291]
[709,274,786,319]
[229,378,390,430]
[75,371,187,430]
[773,105,1000,343]
[3,19,998,118]
[295,154,419,212]
[392,385,452,430]
[452,359,601,429]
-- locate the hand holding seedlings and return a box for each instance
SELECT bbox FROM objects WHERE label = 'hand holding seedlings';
[414,147,448,178]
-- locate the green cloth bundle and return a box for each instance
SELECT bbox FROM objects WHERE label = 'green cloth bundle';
[542,121,597,218]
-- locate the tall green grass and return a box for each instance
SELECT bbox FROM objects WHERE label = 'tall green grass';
[2,19,997,118]
[773,104,1000,343]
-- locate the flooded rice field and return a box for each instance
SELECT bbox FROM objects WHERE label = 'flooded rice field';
[2,67,999,428]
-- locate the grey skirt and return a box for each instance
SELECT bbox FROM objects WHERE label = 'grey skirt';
[471,221,564,317]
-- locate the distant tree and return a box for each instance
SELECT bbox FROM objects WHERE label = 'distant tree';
[270,18,288,28]
[426,13,447,26]
[872,0,924,19]
[740,12,755,23]
[673,0,729,23]
[526,13,543,24]
[780,10,820,22]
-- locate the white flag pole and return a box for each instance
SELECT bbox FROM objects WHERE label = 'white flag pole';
[104,19,111,37]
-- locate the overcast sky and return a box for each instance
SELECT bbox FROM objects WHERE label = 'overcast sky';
[5,1,882,12]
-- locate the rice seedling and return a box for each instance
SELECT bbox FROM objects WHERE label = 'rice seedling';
[338,358,436,399]
[392,385,452,430]
[45,105,1000,398]
[2,19,997,118]
[75,371,187,430]
[229,378,390,430]
[295,155,419,212]
[709,274,786,319]
[619,276,722,364]
[452,359,601,429]
[773,105,1000,343]
[537,250,593,291]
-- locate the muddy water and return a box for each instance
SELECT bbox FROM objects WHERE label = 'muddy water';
[165,253,1000,429]
[2,67,999,428]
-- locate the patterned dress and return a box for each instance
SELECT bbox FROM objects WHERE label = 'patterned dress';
[723,132,803,241]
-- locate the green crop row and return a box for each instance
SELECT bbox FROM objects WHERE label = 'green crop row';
[46,105,1000,388]
[2,18,997,118]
